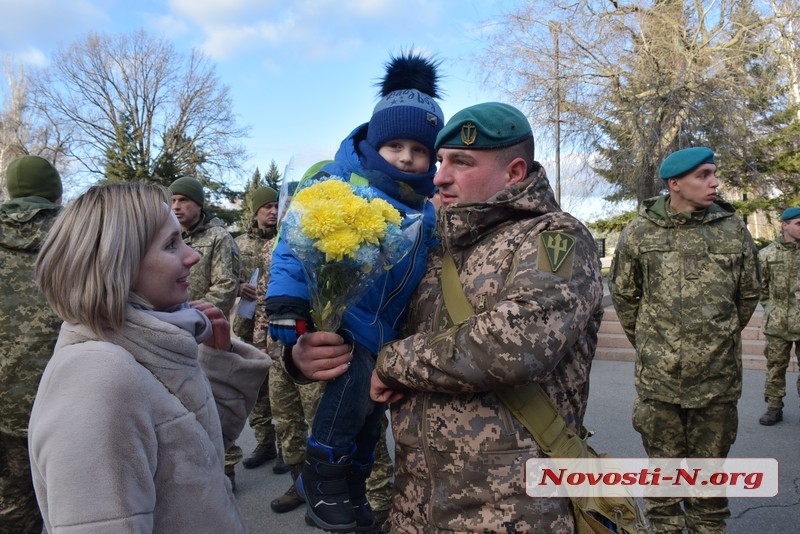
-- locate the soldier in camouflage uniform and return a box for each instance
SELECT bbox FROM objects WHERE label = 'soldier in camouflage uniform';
[609,147,761,534]
[253,242,325,514]
[233,186,283,470]
[757,206,800,425]
[0,155,63,533]
[292,102,605,533]
[169,176,243,488]
[169,177,240,316]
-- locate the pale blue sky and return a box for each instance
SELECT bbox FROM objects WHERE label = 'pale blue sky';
[0,0,622,220]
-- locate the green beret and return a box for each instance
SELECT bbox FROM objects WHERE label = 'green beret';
[780,207,800,221]
[659,147,715,180]
[6,155,63,201]
[251,186,278,212]
[169,177,204,207]
[435,102,533,151]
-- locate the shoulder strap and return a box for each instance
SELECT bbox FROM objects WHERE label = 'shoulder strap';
[440,251,586,459]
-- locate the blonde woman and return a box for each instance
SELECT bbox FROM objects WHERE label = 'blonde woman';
[30,182,270,533]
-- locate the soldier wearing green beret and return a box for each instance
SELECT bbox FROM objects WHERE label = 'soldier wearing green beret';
[609,146,761,533]
[1,155,63,533]
[757,206,800,425]
[290,102,605,533]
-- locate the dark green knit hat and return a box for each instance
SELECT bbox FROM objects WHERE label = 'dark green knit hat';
[435,102,533,151]
[6,155,63,201]
[780,207,800,221]
[169,177,204,207]
[659,147,715,180]
[251,186,278,212]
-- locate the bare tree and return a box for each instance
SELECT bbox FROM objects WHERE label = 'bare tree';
[32,30,250,199]
[479,0,783,206]
[0,59,69,200]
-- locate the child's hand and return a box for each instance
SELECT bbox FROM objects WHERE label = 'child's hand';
[191,300,232,351]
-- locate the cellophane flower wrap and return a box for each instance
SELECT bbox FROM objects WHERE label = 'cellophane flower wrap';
[280,176,420,333]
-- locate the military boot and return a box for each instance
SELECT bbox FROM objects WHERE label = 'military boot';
[296,437,356,532]
[270,463,305,513]
[242,441,278,469]
[758,406,783,425]
[273,443,290,474]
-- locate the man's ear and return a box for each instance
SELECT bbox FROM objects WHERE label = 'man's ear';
[506,157,528,186]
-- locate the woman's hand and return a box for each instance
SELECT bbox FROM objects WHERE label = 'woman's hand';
[292,331,352,381]
[191,300,232,351]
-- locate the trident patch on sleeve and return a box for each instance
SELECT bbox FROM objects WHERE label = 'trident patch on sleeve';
[537,231,576,280]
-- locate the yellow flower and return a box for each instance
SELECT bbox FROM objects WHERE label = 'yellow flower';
[370,197,402,226]
[316,227,362,262]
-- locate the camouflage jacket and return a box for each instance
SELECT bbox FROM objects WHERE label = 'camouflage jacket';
[182,212,241,316]
[609,195,761,407]
[759,235,800,340]
[252,239,282,356]
[233,222,277,343]
[376,165,604,533]
[0,197,62,435]
[235,221,277,283]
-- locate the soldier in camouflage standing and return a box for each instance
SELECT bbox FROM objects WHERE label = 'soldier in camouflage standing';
[293,102,605,533]
[0,155,63,533]
[169,176,243,489]
[757,206,800,426]
[609,146,761,534]
[233,186,285,471]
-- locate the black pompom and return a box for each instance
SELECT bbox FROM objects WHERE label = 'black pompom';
[377,49,442,98]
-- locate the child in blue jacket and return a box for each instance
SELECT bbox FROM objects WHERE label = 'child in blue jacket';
[265,51,443,532]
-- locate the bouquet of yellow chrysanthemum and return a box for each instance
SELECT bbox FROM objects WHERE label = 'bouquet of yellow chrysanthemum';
[280,177,420,333]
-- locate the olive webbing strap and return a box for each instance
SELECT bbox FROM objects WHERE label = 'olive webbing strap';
[440,250,586,459]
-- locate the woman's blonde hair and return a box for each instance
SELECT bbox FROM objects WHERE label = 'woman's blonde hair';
[36,182,172,337]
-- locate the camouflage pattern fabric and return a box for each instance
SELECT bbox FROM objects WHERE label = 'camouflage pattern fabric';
[232,222,276,341]
[268,361,323,465]
[632,397,738,534]
[366,413,393,513]
[375,166,604,533]
[610,195,760,533]
[609,195,761,407]
[182,211,240,316]
[759,236,800,407]
[0,197,62,533]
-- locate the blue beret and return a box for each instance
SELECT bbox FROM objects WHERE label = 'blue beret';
[659,147,715,180]
[781,207,800,221]
[435,102,533,151]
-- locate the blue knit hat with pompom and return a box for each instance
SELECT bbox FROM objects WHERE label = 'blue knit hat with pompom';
[365,51,444,160]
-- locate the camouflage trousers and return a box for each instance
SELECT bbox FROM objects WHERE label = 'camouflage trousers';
[225,364,275,473]
[366,411,394,513]
[269,361,325,466]
[633,396,738,534]
[0,431,43,534]
[763,335,800,408]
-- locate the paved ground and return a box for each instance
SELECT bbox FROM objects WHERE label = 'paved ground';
[233,360,800,533]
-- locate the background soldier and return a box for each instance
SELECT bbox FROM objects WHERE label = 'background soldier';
[169,176,242,488]
[610,146,761,533]
[0,155,63,533]
[757,206,800,425]
[234,186,284,470]
[169,177,240,316]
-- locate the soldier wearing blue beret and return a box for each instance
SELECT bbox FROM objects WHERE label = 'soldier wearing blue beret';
[757,206,800,425]
[610,146,761,532]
